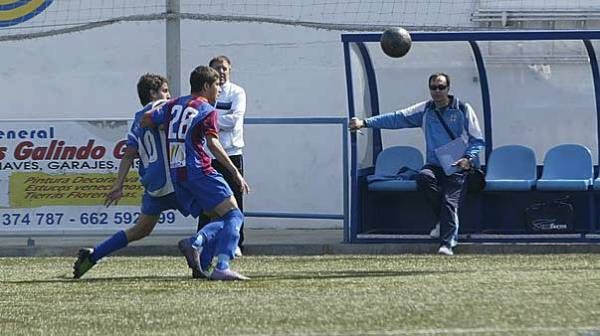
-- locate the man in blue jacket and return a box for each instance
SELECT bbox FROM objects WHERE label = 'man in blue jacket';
[349,73,484,255]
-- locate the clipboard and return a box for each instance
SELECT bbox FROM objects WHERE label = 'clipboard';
[434,136,467,176]
[432,107,468,176]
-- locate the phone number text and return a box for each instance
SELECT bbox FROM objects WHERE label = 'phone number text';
[1,211,177,226]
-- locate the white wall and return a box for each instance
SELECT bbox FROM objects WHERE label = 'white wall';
[2,22,166,120]
[2,0,600,228]
[0,20,350,228]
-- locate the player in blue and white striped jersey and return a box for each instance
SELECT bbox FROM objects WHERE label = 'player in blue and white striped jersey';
[73,74,182,279]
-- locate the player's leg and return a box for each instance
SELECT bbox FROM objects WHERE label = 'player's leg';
[194,212,218,278]
[182,207,235,277]
[203,156,245,256]
[178,175,248,280]
[208,197,249,281]
[199,239,216,272]
[194,210,219,241]
[124,215,159,242]
[180,215,223,278]
[196,160,231,233]
[73,193,164,279]
[186,216,238,279]
[196,213,212,233]
[192,211,237,278]
[73,213,159,278]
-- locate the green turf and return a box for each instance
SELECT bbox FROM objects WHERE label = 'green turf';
[1,254,600,335]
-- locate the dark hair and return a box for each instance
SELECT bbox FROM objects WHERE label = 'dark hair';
[189,66,219,93]
[428,72,450,87]
[137,73,168,106]
[209,55,231,68]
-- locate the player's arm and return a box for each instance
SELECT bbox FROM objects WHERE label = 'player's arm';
[206,134,249,194]
[140,112,157,128]
[202,110,249,193]
[140,101,169,128]
[105,146,137,206]
[218,89,246,131]
[349,102,426,131]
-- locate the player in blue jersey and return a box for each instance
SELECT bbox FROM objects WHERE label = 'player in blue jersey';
[141,65,250,281]
[73,73,181,279]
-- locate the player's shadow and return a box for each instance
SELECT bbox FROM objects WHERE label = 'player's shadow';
[252,263,600,281]
[4,269,463,284]
[3,275,201,284]
[251,269,470,281]
[5,263,591,284]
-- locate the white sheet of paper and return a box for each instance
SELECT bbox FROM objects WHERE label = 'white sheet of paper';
[434,137,468,176]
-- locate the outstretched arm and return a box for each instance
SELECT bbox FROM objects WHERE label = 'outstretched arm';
[349,101,426,131]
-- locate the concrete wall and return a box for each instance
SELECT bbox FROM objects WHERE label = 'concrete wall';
[2,0,600,228]
[1,20,349,228]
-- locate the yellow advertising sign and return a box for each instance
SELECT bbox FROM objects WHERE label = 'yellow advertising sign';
[9,172,143,208]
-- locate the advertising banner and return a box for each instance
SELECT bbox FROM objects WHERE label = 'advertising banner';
[0,120,197,235]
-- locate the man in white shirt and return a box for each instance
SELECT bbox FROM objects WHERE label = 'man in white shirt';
[197,55,247,261]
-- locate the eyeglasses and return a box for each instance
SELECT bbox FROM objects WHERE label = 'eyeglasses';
[429,85,448,91]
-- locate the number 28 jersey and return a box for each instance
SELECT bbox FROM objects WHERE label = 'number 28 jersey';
[127,100,174,197]
[151,95,218,181]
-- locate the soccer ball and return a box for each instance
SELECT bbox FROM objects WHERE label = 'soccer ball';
[380,27,412,58]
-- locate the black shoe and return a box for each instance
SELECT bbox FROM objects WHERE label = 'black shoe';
[234,246,243,258]
[73,248,96,279]
[192,268,210,279]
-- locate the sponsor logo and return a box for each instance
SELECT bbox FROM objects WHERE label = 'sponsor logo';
[0,0,54,28]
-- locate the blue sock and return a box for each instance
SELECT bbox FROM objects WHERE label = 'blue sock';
[192,232,205,250]
[216,254,231,270]
[199,220,225,242]
[200,240,215,270]
[90,230,128,263]
[214,209,243,260]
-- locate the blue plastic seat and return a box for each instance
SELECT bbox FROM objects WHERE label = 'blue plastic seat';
[536,144,593,191]
[485,145,537,191]
[367,146,424,191]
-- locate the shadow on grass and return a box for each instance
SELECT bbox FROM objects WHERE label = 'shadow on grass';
[248,263,600,281]
[4,268,461,284]
[250,269,475,281]
[3,274,195,284]
[5,263,599,285]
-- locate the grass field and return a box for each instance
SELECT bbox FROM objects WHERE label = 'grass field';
[1,254,600,335]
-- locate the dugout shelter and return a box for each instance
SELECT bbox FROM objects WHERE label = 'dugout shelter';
[343,30,600,243]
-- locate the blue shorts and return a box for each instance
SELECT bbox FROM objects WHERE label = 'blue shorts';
[175,172,233,217]
[141,192,180,216]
